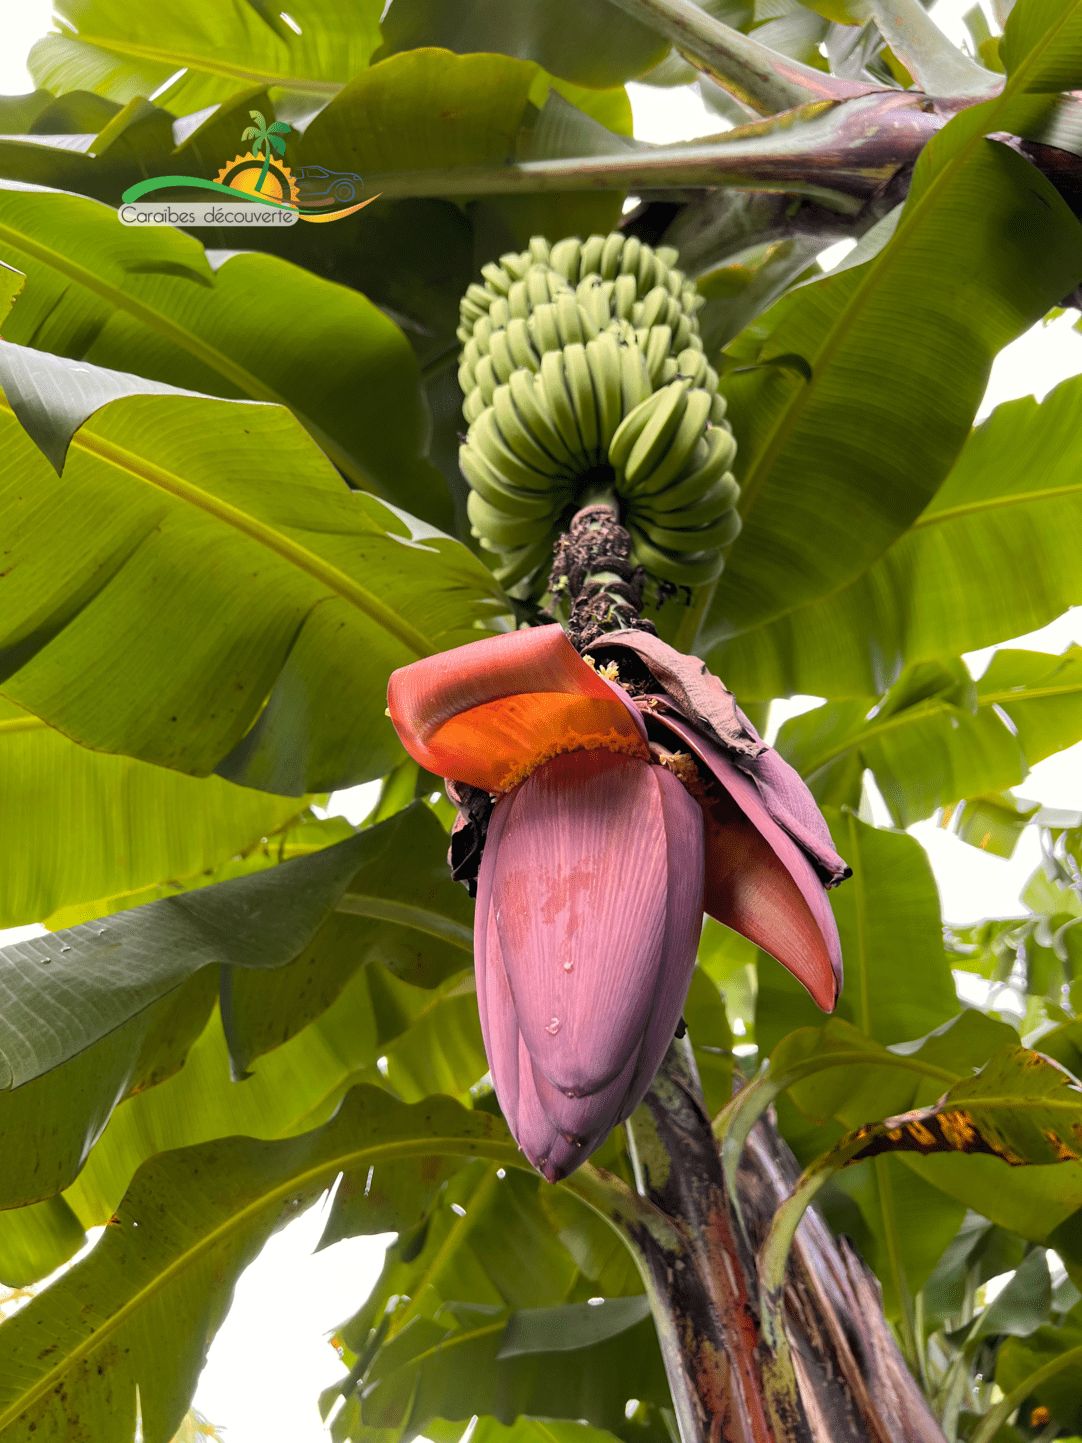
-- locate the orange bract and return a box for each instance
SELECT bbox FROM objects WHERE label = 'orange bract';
[424,692,649,793]
[387,624,648,792]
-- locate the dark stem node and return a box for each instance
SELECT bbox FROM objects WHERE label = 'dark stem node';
[545,494,657,652]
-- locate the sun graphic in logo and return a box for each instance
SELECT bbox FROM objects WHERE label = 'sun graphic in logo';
[214,111,298,207]
[214,151,299,205]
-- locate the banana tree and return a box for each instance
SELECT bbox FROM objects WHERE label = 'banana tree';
[1,1,1082,1441]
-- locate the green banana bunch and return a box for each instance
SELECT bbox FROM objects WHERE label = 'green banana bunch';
[457,231,740,596]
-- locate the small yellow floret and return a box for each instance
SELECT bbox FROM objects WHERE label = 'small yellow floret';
[497,727,648,792]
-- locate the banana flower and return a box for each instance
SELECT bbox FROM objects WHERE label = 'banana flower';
[388,625,847,1180]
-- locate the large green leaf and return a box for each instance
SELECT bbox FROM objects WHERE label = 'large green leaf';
[996,1303,1082,1436]
[324,1160,663,1443]
[755,808,958,1056]
[27,0,384,113]
[708,381,1082,699]
[0,695,307,929]
[0,181,449,521]
[701,90,1082,664]
[774,651,1082,826]
[1001,0,1082,90]
[0,812,463,1208]
[225,802,474,1073]
[0,1088,520,1443]
[376,0,668,88]
[0,344,501,791]
[300,49,629,249]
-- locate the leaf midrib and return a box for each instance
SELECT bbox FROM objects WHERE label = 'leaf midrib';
[0,403,432,658]
[336,894,474,952]
[799,677,1082,775]
[46,31,346,94]
[0,1132,523,1431]
[732,0,1082,523]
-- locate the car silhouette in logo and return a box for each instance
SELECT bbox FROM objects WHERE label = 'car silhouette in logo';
[292,165,365,206]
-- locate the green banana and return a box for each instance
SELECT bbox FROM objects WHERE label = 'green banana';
[488,329,517,384]
[711,392,728,425]
[637,473,740,528]
[622,382,688,489]
[539,350,585,458]
[508,280,530,321]
[470,407,561,493]
[508,369,580,469]
[618,341,652,412]
[488,299,510,332]
[507,318,540,372]
[608,387,668,474]
[628,526,724,586]
[626,387,712,496]
[462,388,486,424]
[495,533,559,589]
[637,430,739,513]
[580,234,606,276]
[586,334,623,454]
[530,302,563,356]
[600,232,625,279]
[618,234,642,282]
[480,261,512,296]
[460,443,564,517]
[550,236,582,282]
[467,489,556,549]
[474,354,499,406]
[612,273,637,321]
[644,325,673,386]
[490,385,571,478]
[562,342,600,460]
[633,508,742,553]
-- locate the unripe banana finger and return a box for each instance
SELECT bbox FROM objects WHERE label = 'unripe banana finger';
[580,234,606,276]
[526,265,551,309]
[540,350,585,458]
[508,280,530,321]
[555,293,585,347]
[471,316,492,352]
[639,438,739,514]
[645,325,673,386]
[618,235,641,283]
[528,236,551,267]
[507,317,540,372]
[600,232,625,279]
[472,407,563,493]
[474,354,499,405]
[488,299,510,333]
[460,443,561,517]
[710,393,728,425]
[495,534,558,590]
[634,508,741,552]
[623,381,688,489]
[613,273,637,321]
[467,489,556,549]
[491,385,572,479]
[563,342,600,461]
[586,334,623,454]
[509,370,579,469]
[628,387,711,496]
[642,473,740,527]
[635,285,670,332]
[550,236,582,282]
[488,329,518,384]
[677,347,706,388]
[530,303,562,355]
[462,388,486,424]
[481,261,512,296]
[608,387,666,473]
[465,282,492,312]
[628,528,724,587]
[672,313,692,352]
[499,250,530,282]
[636,246,657,293]
[618,342,652,412]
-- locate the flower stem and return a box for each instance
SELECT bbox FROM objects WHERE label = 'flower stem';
[546,494,657,650]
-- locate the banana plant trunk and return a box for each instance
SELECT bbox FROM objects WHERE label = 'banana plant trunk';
[624,1043,948,1443]
[548,501,946,1442]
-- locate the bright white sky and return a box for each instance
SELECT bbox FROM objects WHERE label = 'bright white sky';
[2,3,1082,1440]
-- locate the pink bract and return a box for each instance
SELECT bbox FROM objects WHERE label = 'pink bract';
[387,624,847,1179]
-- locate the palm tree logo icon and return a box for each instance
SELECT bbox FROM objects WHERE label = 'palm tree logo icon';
[240,110,291,194]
